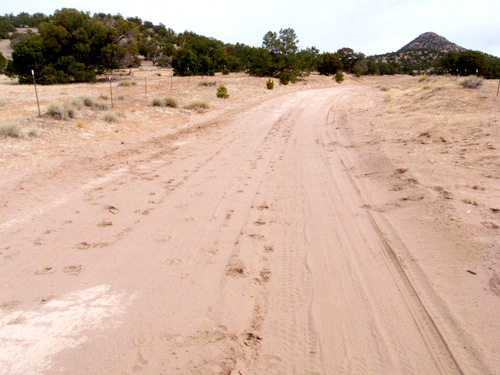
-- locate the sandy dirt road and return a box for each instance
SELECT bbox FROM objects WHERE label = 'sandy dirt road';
[0,85,493,374]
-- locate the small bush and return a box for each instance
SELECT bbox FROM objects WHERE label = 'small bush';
[222,68,230,75]
[26,128,38,138]
[217,85,229,99]
[460,76,483,89]
[157,73,162,76]
[279,69,291,85]
[334,70,344,83]
[117,80,135,87]
[380,86,391,91]
[99,95,108,100]
[0,100,5,107]
[199,80,217,86]
[152,97,178,108]
[164,97,178,108]
[82,97,94,107]
[0,123,20,138]
[46,103,75,120]
[385,93,393,102]
[152,97,163,107]
[418,75,429,82]
[103,112,118,123]
[76,120,86,128]
[94,102,108,111]
[185,100,210,110]
[117,95,125,101]
[266,79,274,90]
[71,98,83,109]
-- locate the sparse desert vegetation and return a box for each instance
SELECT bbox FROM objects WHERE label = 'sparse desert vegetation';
[216,85,229,98]
[0,122,19,138]
[460,76,483,89]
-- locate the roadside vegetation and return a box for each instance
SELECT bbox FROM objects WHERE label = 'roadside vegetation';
[0,9,498,87]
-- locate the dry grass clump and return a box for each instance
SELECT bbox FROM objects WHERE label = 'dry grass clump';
[418,75,429,82]
[185,100,210,110]
[46,103,76,120]
[199,80,217,87]
[82,97,94,107]
[117,94,125,101]
[460,76,483,89]
[0,122,20,138]
[71,98,84,109]
[380,86,391,92]
[102,112,119,123]
[80,97,108,110]
[117,79,136,87]
[152,97,178,108]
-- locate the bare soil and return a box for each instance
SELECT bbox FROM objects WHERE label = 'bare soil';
[0,68,498,374]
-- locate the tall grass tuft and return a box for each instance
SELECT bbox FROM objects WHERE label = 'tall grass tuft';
[0,122,20,138]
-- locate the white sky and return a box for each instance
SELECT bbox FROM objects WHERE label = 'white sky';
[3,0,500,56]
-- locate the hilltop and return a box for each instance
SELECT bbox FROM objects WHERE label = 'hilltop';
[399,32,466,53]
[367,32,467,74]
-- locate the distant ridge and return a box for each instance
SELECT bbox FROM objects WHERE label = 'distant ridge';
[398,32,465,53]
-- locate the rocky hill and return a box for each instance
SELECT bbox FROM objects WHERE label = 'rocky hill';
[399,32,465,53]
[367,32,467,74]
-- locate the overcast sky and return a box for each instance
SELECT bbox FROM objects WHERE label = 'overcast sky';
[3,0,500,56]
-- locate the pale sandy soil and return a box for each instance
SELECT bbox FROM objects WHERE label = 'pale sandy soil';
[0,68,498,374]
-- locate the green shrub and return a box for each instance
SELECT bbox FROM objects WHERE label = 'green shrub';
[334,70,344,83]
[217,85,229,98]
[0,123,20,138]
[266,79,274,90]
[279,69,291,85]
[222,67,230,75]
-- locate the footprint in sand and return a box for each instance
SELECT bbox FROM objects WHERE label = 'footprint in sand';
[226,262,247,278]
[161,258,181,265]
[63,265,82,275]
[264,245,274,253]
[97,219,113,227]
[253,268,272,285]
[105,205,120,215]
[34,266,56,275]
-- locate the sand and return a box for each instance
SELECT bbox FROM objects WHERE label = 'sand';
[0,68,498,374]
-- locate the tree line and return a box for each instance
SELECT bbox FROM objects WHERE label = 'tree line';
[1,9,499,84]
